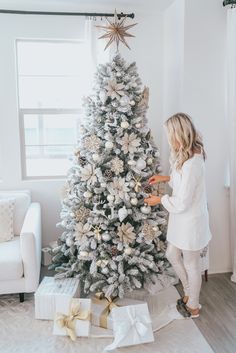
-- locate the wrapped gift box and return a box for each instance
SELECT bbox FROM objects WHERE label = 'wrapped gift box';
[91,296,145,330]
[35,276,80,320]
[104,303,154,351]
[53,297,91,339]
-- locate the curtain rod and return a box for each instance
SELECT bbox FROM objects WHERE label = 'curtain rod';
[223,0,236,6]
[0,9,135,18]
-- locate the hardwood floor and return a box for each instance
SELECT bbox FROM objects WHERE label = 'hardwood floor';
[176,272,236,353]
[41,268,236,353]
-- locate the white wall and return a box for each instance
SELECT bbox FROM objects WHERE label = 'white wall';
[161,0,230,273]
[162,0,185,173]
[182,0,230,273]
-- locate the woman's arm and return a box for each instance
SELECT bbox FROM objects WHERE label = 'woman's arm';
[148,175,170,185]
[161,160,202,214]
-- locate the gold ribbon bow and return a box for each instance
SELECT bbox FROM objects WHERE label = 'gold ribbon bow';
[56,299,90,341]
[93,292,119,329]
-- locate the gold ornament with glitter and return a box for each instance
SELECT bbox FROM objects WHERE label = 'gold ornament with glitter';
[96,10,137,51]
[93,225,102,241]
[111,156,124,175]
[142,223,158,241]
[84,134,101,151]
[75,206,90,223]
[133,175,142,192]
[96,259,109,267]
[105,78,125,100]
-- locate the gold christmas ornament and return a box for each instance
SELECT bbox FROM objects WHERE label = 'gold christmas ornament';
[96,259,109,267]
[105,78,125,100]
[75,206,90,222]
[118,223,136,244]
[96,10,137,51]
[111,156,124,175]
[142,223,158,241]
[133,175,142,192]
[84,134,101,151]
[93,225,102,241]
[138,86,149,109]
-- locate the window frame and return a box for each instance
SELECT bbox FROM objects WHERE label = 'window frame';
[19,108,82,180]
[15,38,86,180]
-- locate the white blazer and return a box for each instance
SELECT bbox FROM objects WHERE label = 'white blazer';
[161,154,212,251]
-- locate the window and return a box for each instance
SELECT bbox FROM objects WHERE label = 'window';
[16,40,93,179]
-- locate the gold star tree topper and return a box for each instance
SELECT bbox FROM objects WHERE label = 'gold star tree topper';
[96,10,137,51]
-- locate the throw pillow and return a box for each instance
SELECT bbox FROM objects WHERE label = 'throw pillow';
[0,198,15,242]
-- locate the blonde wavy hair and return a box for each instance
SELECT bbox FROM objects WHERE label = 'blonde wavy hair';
[164,113,206,170]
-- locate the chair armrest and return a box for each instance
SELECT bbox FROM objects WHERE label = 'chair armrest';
[20,202,42,292]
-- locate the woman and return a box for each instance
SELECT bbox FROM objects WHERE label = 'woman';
[144,113,212,318]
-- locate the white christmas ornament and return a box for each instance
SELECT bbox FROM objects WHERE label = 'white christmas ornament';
[147,157,153,165]
[105,141,114,149]
[128,160,136,166]
[141,205,152,214]
[136,158,146,170]
[102,233,111,241]
[124,247,132,255]
[99,90,107,103]
[118,206,128,222]
[92,153,100,162]
[107,194,114,202]
[129,180,135,188]
[83,191,92,198]
[80,251,89,257]
[101,267,109,275]
[135,123,142,128]
[130,197,138,206]
[121,121,129,129]
[120,95,130,106]
[66,238,73,247]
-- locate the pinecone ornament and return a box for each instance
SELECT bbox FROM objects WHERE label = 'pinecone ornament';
[104,169,113,181]
[143,184,152,194]
[78,156,87,166]
[110,246,118,256]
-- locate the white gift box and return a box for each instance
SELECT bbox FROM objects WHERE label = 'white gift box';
[103,303,154,351]
[53,297,91,339]
[35,276,80,320]
[91,297,144,330]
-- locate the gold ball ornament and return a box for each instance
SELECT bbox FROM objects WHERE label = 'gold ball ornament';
[121,121,129,129]
[83,191,92,198]
[80,251,89,257]
[130,197,138,205]
[147,157,153,165]
[124,247,132,255]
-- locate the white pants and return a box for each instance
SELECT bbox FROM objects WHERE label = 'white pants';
[166,242,202,309]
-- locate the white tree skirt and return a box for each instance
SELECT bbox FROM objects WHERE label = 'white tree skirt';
[0,286,214,353]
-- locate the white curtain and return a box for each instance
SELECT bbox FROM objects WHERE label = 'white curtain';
[84,17,110,73]
[226,7,236,282]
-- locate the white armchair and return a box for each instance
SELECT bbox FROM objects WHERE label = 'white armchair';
[0,190,41,302]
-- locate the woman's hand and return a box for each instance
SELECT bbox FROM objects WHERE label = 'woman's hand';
[144,195,162,206]
[148,175,170,185]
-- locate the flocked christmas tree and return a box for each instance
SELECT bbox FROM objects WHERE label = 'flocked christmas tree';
[51,12,171,298]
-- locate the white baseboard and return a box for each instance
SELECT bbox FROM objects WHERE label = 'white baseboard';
[208,267,232,275]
